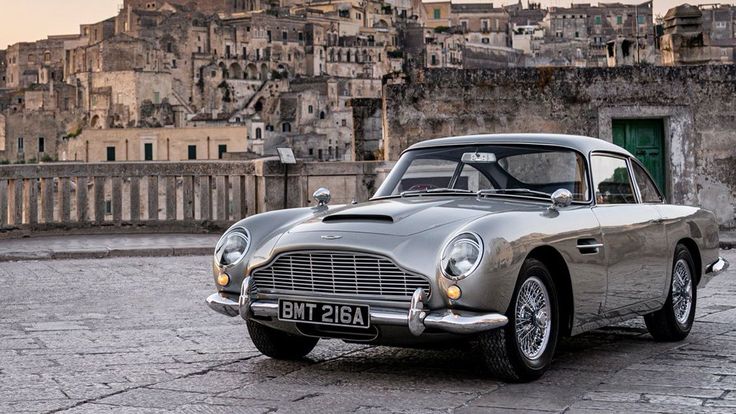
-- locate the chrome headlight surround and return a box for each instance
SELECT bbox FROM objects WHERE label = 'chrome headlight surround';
[440,232,484,281]
[214,227,251,269]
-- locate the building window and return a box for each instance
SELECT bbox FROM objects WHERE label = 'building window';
[574,31,579,38]
[431,54,438,65]
[341,119,347,127]
[481,38,490,44]
[595,15,601,25]
[17,137,24,152]
[144,143,153,161]
[255,127,262,139]
[38,137,44,153]
[616,15,622,25]
[319,111,325,119]
[318,148,323,160]
[309,148,313,156]
[433,8,441,19]
[282,122,291,132]
[106,146,116,161]
[153,92,160,104]
[188,145,197,160]
[218,144,227,159]
[308,105,314,114]
[481,19,489,32]
[282,31,288,44]
[637,15,645,25]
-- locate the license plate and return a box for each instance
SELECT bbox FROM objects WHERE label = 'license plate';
[278,299,370,329]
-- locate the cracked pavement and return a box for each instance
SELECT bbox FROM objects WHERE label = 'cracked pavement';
[1,250,735,413]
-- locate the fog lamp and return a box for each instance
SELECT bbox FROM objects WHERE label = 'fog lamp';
[447,285,462,300]
[217,273,231,287]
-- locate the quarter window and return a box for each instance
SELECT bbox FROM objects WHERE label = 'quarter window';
[632,162,663,203]
[591,155,635,204]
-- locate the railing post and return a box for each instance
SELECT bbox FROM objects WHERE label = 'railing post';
[148,176,159,220]
[112,177,123,223]
[94,176,105,223]
[166,176,177,221]
[59,177,71,223]
[183,175,194,221]
[11,179,23,225]
[130,177,140,222]
[0,179,7,227]
[216,175,230,221]
[76,177,88,223]
[25,179,38,225]
[41,177,54,224]
[199,176,212,221]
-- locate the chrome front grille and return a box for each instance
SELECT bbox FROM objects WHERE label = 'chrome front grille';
[251,251,431,300]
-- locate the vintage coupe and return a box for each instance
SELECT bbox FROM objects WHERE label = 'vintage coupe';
[206,134,729,381]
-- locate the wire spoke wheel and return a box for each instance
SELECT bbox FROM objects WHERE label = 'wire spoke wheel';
[672,258,693,326]
[514,276,552,361]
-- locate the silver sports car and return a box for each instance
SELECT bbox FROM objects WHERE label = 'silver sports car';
[206,134,729,381]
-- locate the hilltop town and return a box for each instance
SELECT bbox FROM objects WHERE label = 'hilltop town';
[0,0,734,164]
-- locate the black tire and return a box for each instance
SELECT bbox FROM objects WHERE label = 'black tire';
[644,244,697,342]
[246,319,319,359]
[477,258,560,382]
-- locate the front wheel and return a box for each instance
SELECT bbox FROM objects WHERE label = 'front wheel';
[644,244,697,342]
[246,319,319,360]
[477,258,559,382]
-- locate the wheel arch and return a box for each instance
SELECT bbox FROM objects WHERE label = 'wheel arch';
[526,245,574,337]
[676,237,702,285]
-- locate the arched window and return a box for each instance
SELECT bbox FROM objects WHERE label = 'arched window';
[319,111,325,119]
[255,127,262,139]
[282,122,291,132]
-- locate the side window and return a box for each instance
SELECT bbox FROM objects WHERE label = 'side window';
[457,164,493,192]
[591,155,636,204]
[632,162,663,203]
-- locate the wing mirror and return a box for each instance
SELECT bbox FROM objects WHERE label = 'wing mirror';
[313,187,331,207]
[550,189,572,209]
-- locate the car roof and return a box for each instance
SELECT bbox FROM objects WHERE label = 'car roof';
[404,133,633,158]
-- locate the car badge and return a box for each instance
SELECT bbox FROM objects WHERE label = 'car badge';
[321,235,343,240]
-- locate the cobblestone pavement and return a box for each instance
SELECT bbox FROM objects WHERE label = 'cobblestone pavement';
[1,250,734,413]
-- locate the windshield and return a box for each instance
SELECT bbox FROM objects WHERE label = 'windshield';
[374,144,590,202]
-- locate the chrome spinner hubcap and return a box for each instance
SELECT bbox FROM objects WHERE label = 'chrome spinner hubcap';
[672,258,693,326]
[515,276,552,360]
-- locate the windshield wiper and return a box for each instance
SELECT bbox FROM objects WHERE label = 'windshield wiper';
[400,188,475,197]
[477,188,552,199]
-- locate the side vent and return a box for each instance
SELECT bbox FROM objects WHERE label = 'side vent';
[322,214,394,223]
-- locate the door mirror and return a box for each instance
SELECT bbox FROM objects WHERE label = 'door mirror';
[550,189,573,209]
[313,187,331,206]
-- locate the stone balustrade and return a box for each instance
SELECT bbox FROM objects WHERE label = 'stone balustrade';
[0,161,257,234]
[0,159,391,236]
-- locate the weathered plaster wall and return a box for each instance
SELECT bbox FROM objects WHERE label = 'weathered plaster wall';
[384,66,736,227]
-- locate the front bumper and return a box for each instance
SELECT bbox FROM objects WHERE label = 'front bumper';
[701,256,730,287]
[206,277,508,336]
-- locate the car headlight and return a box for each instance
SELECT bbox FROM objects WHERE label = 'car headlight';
[215,228,250,268]
[440,232,483,280]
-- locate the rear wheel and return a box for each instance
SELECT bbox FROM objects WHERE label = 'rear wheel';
[246,319,319,359]
[644,244,697,341]
[477,258,559,382]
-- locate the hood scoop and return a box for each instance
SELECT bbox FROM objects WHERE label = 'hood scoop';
[322,213,394,223]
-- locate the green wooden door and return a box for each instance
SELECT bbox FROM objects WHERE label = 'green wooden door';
[612,119,666,195]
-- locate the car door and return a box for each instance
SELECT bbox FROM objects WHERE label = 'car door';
[590,153,667,313]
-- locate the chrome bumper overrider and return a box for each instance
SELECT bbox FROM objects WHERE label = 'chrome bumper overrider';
[701,257,730,287]
[206,277,509,336]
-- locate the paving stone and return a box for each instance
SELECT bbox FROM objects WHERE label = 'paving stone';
[0,251,733,413]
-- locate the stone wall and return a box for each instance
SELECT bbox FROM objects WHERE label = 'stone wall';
[384,66,736,228]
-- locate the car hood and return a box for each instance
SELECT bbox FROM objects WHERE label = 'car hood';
[287,196,542,237]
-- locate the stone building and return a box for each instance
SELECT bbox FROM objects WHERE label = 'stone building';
[449,3,509,47]
[660,4,734,66]
[540,1,655,67]
[4,36,74,89]
[699,4,736,41]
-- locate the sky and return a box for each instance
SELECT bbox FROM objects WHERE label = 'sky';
[0,0,120,49]
[0,0,727,48]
